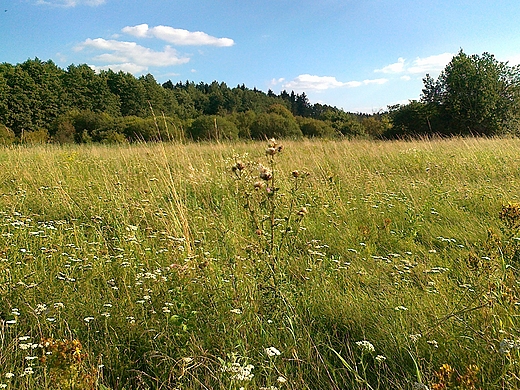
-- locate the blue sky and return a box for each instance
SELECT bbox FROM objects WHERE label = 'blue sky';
[2,0,520,113]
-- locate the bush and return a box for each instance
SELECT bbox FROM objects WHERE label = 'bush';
[297,117,337,138]
[250,112,302,139]
[22,129,49,144]
[0,124,16,145]
[188,115,239,141]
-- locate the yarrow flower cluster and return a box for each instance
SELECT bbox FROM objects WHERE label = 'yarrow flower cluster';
[355,340,375,353]
[222,362,255,381]
[265,346,281,357]
[499,338,520,355]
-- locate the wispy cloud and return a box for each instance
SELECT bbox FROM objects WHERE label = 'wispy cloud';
[375,57,406,74]
[36,0,105,6]
[281,74,388,92]
[376,53,453,75]
[89,63,148,74]
[75,38,190,73]
[122,24,235,47]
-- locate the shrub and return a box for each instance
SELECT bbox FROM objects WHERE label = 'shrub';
[22,128,49,144]
[297,117,337,138]
[0,124,16,145]
[188,115,239,141]
[250,112,302,139]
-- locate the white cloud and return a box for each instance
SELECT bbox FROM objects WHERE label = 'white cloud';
[75,38,190,73]
[122,24,235,47]
[282,74,388,91]
[89,63,148,74]
[407,53,453,74]
[375,57,405,74]
[376,53,453,76]
[506,54,520,66]
[36,0,105,6]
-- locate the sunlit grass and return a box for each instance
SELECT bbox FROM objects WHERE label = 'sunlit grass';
[1,137,520,389]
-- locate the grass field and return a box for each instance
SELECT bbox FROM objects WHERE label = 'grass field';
[1,137,520,389]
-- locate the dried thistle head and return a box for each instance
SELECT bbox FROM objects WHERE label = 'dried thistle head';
[297,206,308,217]
[253,180,265,190]
[266,147,277,156]
[232,160,246,173]
[259,164,272,181]
[500,202,520,229]
[266,138,283,154]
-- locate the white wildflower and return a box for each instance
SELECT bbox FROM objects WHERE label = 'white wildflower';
[356,340,375,353]
[265,346,281,357]
[277,376,287,383]
[375,355,387,363]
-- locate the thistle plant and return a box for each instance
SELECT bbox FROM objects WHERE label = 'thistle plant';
[232,139,310,289]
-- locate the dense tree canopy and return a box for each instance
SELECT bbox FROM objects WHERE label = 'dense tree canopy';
[0,58,376,143]
[387,50,520,138]
[4,51,517,143]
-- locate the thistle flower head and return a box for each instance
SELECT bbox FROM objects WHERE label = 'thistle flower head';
[232,160,246,172]
[259,164,272,181]
[297,206,308,217]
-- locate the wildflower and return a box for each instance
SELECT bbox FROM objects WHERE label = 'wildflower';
[223,362,255,381]
[25,356,38,361]
[230,308,243,314]
[83,316,94,323]
[277,376,287,383]
[5,373,14,379]
[259,164,273,181]
[499,338,517,354]
[355,340,375,353]
[34,303,48,315]
[266,147,277,156]
[254,180,265,190]
[265,346,281,357]
[297,207,308,217]
[427,340,439,348]
[232,161,246,172]
[394,305,408,311]
[375,355,387,363]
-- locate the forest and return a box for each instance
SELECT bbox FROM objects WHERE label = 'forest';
[1,50,519,144]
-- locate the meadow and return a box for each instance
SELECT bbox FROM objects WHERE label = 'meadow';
[1,137,520,389]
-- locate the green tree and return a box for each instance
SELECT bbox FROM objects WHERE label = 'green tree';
[105,70,147,117]
[422,50,520,135]
[62,64,120,115]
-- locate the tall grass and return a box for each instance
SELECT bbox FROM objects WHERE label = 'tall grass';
[1,137,520,389]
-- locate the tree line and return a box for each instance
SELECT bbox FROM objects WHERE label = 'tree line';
[1,50,519,144]
[0,59,385,144]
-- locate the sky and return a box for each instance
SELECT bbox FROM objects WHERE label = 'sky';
[1,0,520,113]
